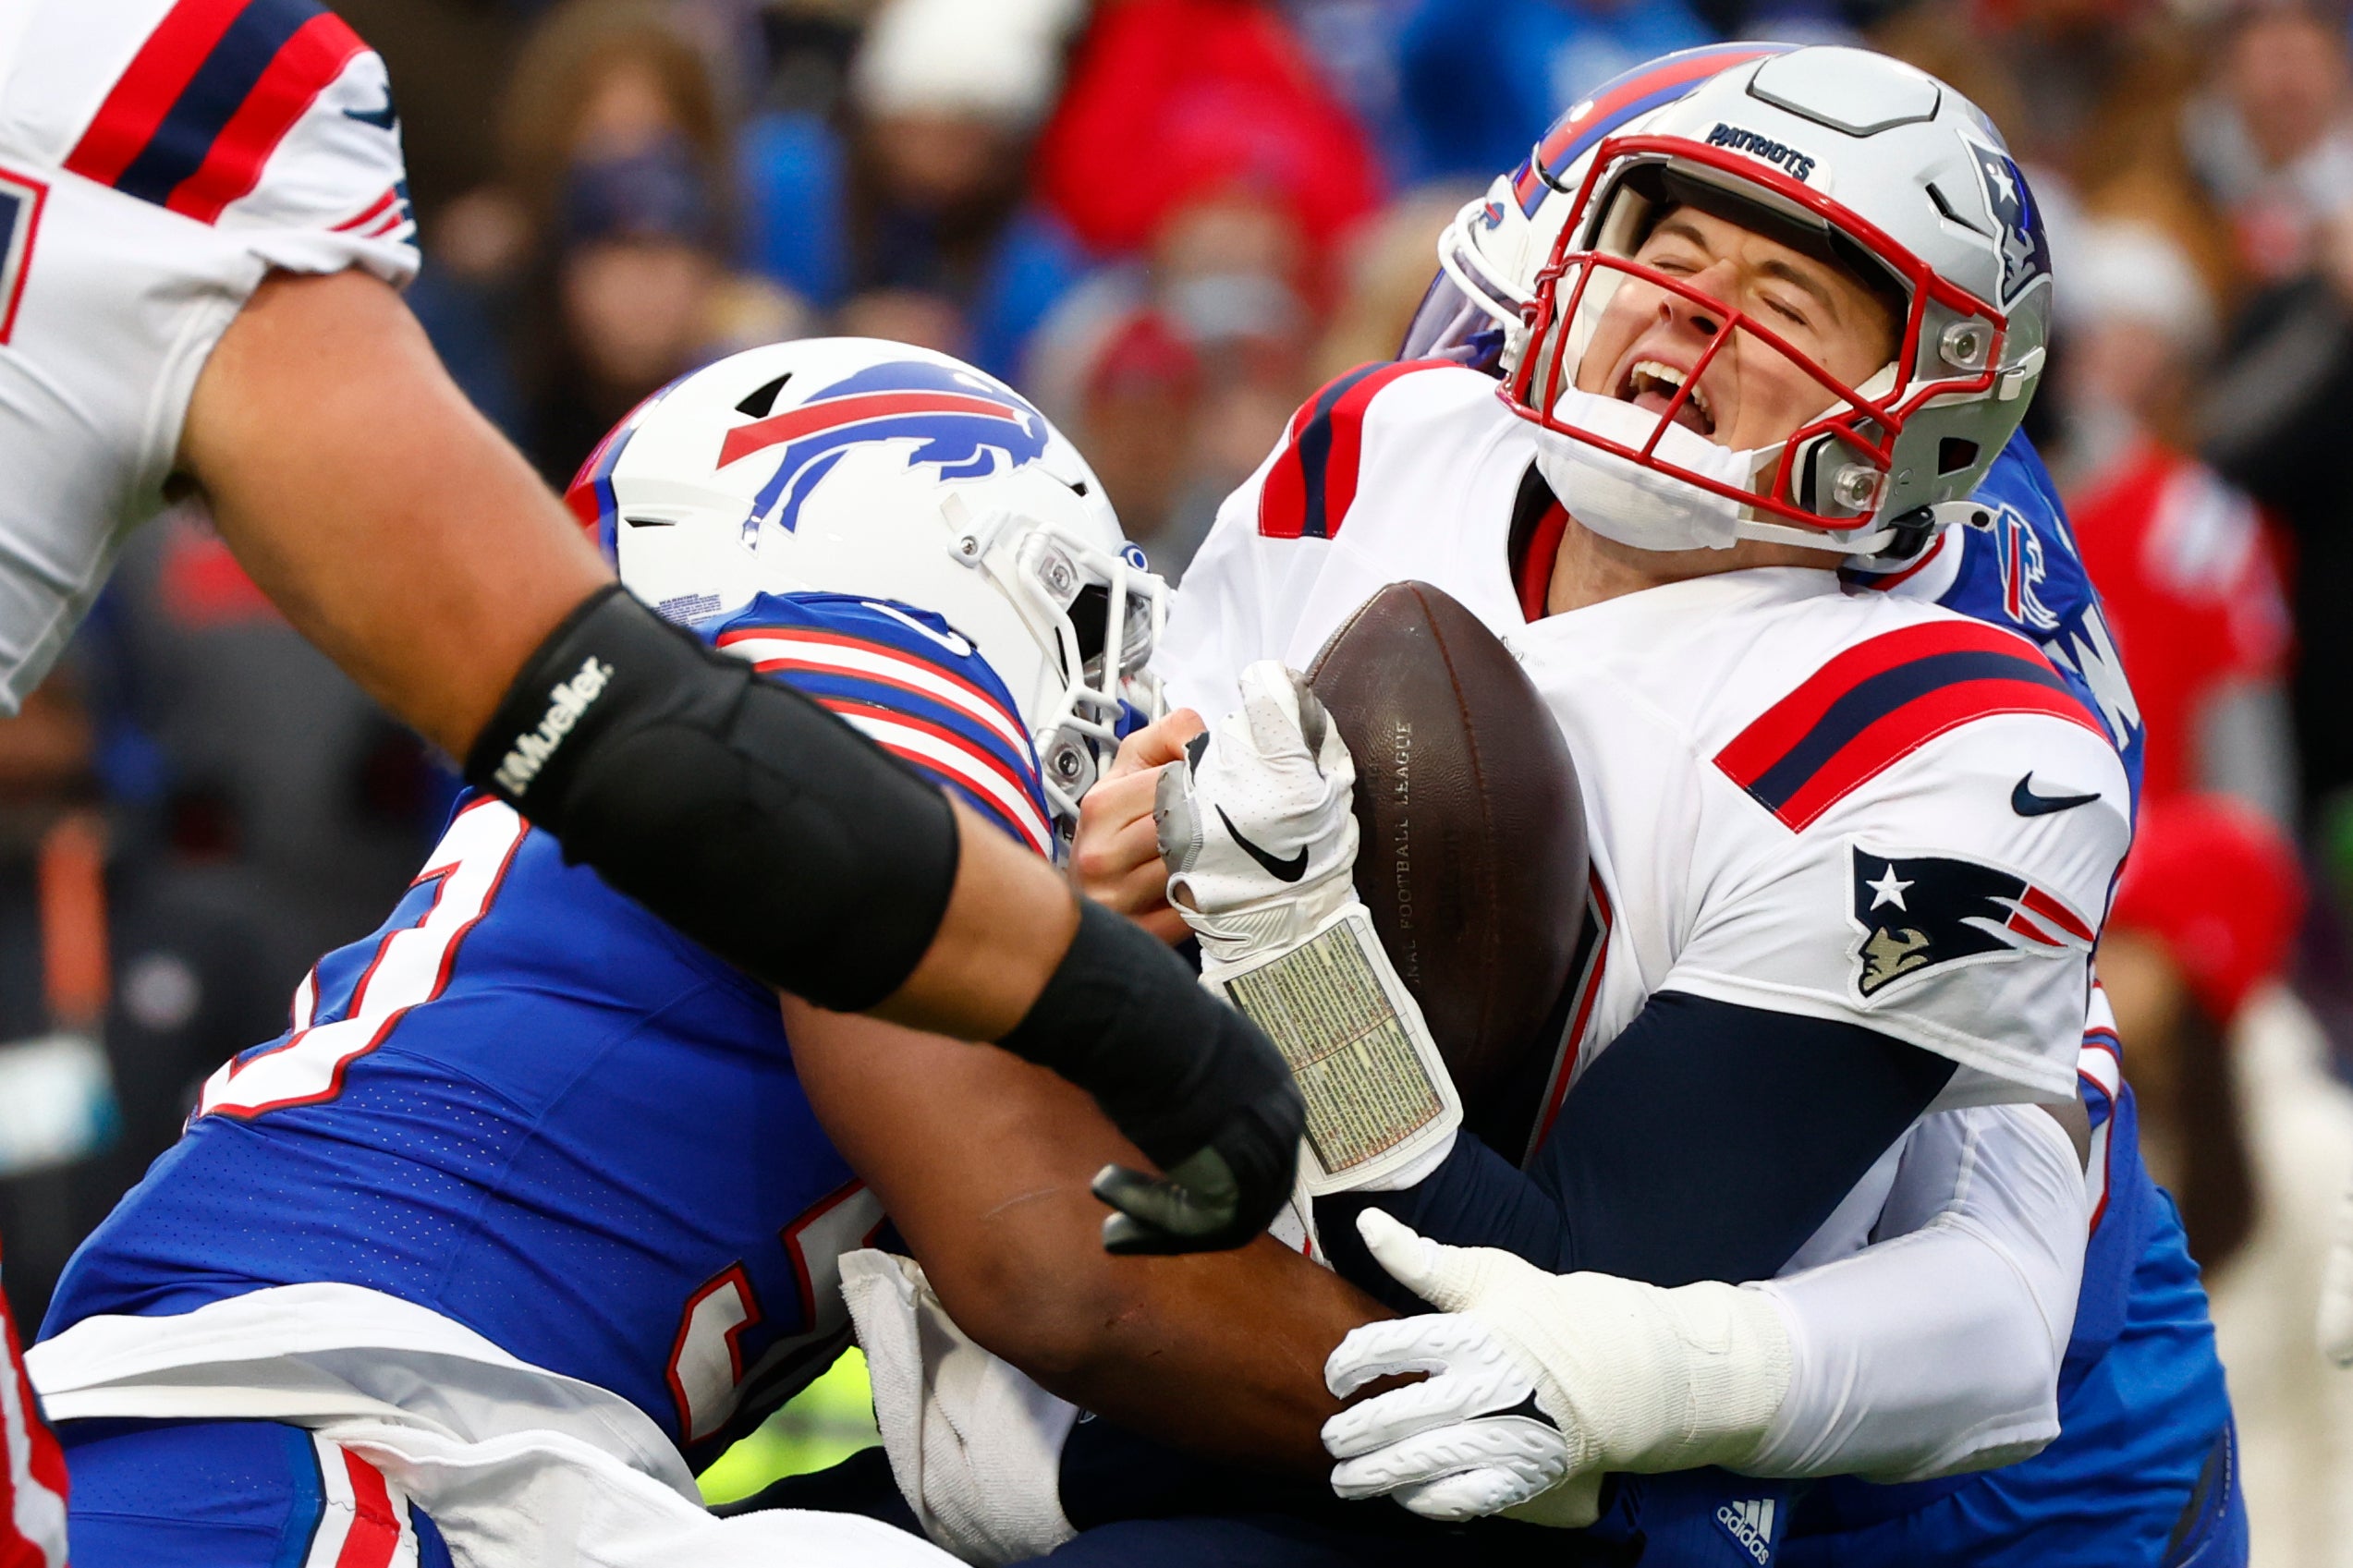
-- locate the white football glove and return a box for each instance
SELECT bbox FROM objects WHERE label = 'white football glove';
[1155,662,1460,1198]
[1322,1210,1793,1525]
[2323,1156,2353,1368]
[1154,661,1360,971]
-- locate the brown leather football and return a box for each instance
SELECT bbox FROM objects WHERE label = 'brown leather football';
[1307,581,1589,1161]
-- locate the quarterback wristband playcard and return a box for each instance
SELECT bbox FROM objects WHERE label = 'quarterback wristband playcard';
[1208,906,1462,1195]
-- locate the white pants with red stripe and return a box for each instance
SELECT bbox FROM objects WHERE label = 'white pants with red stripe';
[30,1282,958,1568]
[303,1428,427,1568]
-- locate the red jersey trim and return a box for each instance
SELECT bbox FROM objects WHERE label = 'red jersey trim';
[1716,620,2106,832]
[1259,359,1451,541]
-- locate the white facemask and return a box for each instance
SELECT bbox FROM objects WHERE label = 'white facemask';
[1530,387,1777,553]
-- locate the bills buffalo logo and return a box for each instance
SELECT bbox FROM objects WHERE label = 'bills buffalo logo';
[717,359,1051,540]
[1849,844,2091,1001]
[1973,502,2061,633]
[1968,142,2051,304]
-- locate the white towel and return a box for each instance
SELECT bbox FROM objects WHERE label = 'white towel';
[839,1251,1077,1566]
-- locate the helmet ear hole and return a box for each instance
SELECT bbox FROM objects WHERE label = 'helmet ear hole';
[1937,437,1980,474]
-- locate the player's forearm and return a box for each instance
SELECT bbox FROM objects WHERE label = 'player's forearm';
[181,268,609,761]
[870,812,1079,1038]
[1010,1239,1380,1475]
[790,1000,1369,1471]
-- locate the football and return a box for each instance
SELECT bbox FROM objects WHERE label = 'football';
[1307,581,1590,1161]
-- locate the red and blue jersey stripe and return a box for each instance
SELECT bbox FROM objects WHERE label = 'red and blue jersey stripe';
[1512,43,1791,214]
[713,593,1055,857]
[1259,359,1450,542]
[67,0,369,224]
[1715,619,2107,832]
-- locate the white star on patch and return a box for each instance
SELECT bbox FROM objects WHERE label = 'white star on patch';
[1866,867,1913,911]
[1985,160,2016,208]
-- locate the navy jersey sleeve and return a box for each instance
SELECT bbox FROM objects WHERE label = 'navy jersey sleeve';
[704,592,1055,858]
[1317,991,1955,1306]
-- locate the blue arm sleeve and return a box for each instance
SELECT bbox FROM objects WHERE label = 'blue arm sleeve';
[1318,991,1957,1306]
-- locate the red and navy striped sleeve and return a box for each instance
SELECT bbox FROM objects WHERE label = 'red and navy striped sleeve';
[1714,619,2108,833]
[1258,359,1453,542]
[65,0,390,229]
[711,594,1056,859]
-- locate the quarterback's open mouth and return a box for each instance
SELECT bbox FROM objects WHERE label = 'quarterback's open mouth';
[1617,359,1716,438]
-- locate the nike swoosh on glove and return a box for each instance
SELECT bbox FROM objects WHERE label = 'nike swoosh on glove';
[1321,1210,1794,1525]
[1155,662,1359,973]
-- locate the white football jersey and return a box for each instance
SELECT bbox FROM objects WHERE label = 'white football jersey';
[1162,362,2131,1113]
[0,0,418,711]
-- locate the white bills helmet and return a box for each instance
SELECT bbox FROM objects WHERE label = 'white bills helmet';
[1403,43,2052,560]
[566,337,1166,830]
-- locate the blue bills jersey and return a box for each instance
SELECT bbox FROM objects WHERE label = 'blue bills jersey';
[1855,432,2147,813]
[43,590,1052,1472]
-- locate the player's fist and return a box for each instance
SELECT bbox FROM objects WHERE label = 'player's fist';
[1155,662,1359,969]
[1071,709,1204,944]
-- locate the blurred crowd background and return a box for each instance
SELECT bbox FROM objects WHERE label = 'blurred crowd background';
[5,0,2353,1553]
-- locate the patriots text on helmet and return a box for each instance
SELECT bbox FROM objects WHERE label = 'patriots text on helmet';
[1702,123,1816,182]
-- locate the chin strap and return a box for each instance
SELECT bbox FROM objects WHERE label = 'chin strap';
[1837,499,1994,572]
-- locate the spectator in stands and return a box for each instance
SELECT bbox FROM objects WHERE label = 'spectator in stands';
[0,668,281,1330]
[2102,796,2353,1566]
[737,0,1088,376]
[2198,213,2353,827]
[1312,186,1483,379]
[1035,0,1383,268]
[1023,0,1386,576]
[2053,219,2295,825]
[1395,0,1713,181]
[406,0,799,478]
[526,140,740,478]
[1026,177,1326,580]
[2184,5,2353,292]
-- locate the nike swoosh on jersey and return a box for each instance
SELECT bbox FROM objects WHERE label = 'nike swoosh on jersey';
[343,90,398,131]
[1216,807,1309,883]
[2011,774,2101,816]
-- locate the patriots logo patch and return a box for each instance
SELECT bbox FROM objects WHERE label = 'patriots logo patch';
[1848,845,2091,1001]
[717,359,1051,540]
[1969,143,2051,304]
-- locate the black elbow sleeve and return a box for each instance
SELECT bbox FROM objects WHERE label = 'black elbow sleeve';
[1000,898,1297,1170]
[466,585,957,1012]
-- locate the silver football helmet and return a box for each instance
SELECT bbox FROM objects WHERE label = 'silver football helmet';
[1404,44,2053,560]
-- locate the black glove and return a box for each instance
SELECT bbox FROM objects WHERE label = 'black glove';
[999,899,1304,1253]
